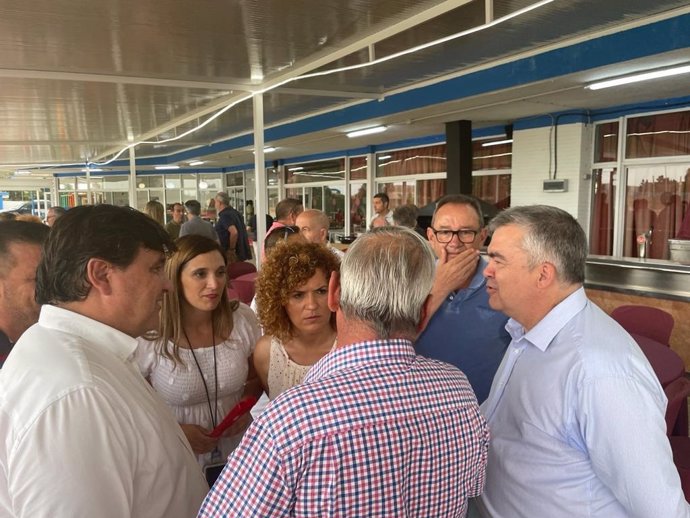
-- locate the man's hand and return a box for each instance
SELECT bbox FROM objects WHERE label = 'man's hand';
[419,247,480,333]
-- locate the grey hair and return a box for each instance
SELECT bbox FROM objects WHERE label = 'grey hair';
[215,191,230,206]
[339,226,436,339]
[489,205,587,284]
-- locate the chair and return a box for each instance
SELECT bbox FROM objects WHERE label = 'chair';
[669,437,690,503]
[664,377,690,436]
[230,272,257,305]
[227,261,257,280]
[611,305,674,345]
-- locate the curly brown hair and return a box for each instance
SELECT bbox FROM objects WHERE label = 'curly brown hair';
[256,240,340,342]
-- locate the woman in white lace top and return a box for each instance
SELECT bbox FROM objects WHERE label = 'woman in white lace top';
[135,235,262,479]
[253,241,340,399]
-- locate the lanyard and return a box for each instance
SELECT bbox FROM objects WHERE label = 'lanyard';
[183,322,218,428]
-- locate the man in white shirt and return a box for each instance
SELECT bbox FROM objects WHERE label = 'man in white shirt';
[371,192,394,227]
[295,209,344,258]
[0,204,209,518]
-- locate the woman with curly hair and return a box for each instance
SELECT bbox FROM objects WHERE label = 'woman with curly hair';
[253,240,340,399]
[135,235,261,479]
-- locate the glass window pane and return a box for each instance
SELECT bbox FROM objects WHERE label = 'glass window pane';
[376,145,446,177]
[472,140,512,170]
[472,174,511,210]
[349,156,368,180]
[594,122,619,162]
[623,164,690,259]
[417,179,446,208]
[589,168,616,256]
[626,112,690,159]
[350,182,367,235]
[286,159,345,184]
[104,175,130,191]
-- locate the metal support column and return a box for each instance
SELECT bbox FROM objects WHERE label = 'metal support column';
[253,94,267,269]
[128,148,137,208]
[445,120,473,195]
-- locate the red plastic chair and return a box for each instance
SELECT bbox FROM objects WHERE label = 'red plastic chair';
[669,437,690,503]
[665,377,690,436]
[227,261,257,280]
[611,305,674,346]
[230,272,257,305]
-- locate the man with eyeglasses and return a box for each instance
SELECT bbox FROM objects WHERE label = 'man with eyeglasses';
[415,194,510,404]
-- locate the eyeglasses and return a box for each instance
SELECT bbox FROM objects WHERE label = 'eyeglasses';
[430,227,479,244]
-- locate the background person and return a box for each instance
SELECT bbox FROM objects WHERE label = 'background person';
[180,199,219,242]
[144,199,165,226]
[477,205,689,517]
[393,203,424,237]
[199,227,488,517]
[253,241,339,399]
[214,192,251,263]
[45,206,67,227]
[0,205,208,517]
[371,192,394,227]
[295,208,344,258]
[135,235,261,474]
[0,221,49,366]
[416,194,510,404]
[166,202,185,239]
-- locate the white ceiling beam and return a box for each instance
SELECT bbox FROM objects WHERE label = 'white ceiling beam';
[273,87,381,99]
[0,68,251,91]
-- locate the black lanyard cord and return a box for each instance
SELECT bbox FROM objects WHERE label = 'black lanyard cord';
[183,321,218,429]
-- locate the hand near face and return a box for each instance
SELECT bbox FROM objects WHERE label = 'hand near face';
[433,246,480,296]
[179,423,219,455]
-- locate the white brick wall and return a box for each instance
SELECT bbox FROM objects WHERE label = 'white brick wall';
[511,123,594,237]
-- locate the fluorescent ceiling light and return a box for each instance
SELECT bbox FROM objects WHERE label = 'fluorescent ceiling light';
[347,126,387,138]
[378,155,392,160]
[481,139,513,147]
[13,170,32,175]
[155,165,180,170]
[587,64,690,90]
[189,160,205,166]
[288,166,304,172]
[253,147,276,154]
[81,168,104,172]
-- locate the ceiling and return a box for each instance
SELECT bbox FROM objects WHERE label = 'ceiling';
[2,0,690,182]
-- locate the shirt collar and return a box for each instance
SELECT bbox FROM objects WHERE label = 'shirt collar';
[304,338,415,383]
[506,286,587,352]
[38,305,139,361]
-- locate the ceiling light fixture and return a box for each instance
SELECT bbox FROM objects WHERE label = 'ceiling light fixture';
[347,126,387,138]
[481,139,513,147]
[378,155,392,160]
[13,170,32,175]
[288,166,304,172]
[81,168,104,172]
[586,64,690,90]
[253,146,276,154]
[189,160,205,166]
[155,165,180,170]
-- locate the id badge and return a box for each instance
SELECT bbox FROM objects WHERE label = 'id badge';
[204,448,226,487]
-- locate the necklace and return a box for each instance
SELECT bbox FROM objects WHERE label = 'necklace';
[183,321,218,428]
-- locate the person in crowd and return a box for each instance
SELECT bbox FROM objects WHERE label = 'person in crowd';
[393,203,425,236]
[199,227,489,517]
[214,192,251,263]
[0,205,208,517]
[476,205,690,517]
[371,192,394,227]
[295,208,344,258]
[180,199,219,241]
[135,235,262,478]
[262,198,303,259]
[165,202,185,239]
[415,194,510,404]
[253,241,339,400]
[45,206,67,227]
[144,199,166,226]
[0,221,49,366]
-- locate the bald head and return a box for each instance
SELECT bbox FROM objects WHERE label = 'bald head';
[296,209,330,245]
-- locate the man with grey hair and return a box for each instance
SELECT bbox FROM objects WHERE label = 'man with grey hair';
[199,227,489,518]
[214,192,250,262]
[476,205,689,517]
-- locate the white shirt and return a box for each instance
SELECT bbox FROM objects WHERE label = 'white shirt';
[0,305,209,518]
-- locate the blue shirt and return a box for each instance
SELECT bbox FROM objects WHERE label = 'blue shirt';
[479,288,689,518]
[415,258,510,403]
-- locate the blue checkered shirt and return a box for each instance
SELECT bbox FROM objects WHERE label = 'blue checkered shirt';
[198,338,489,517]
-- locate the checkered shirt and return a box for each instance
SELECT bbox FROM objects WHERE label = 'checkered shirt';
[198,338,489,517]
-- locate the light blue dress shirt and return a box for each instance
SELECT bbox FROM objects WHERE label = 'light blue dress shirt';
[479,288,689,517]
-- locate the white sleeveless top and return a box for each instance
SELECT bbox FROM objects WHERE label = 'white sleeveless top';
[267,337,313,400]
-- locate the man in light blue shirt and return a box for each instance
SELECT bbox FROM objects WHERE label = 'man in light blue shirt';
[477,205,688,517]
